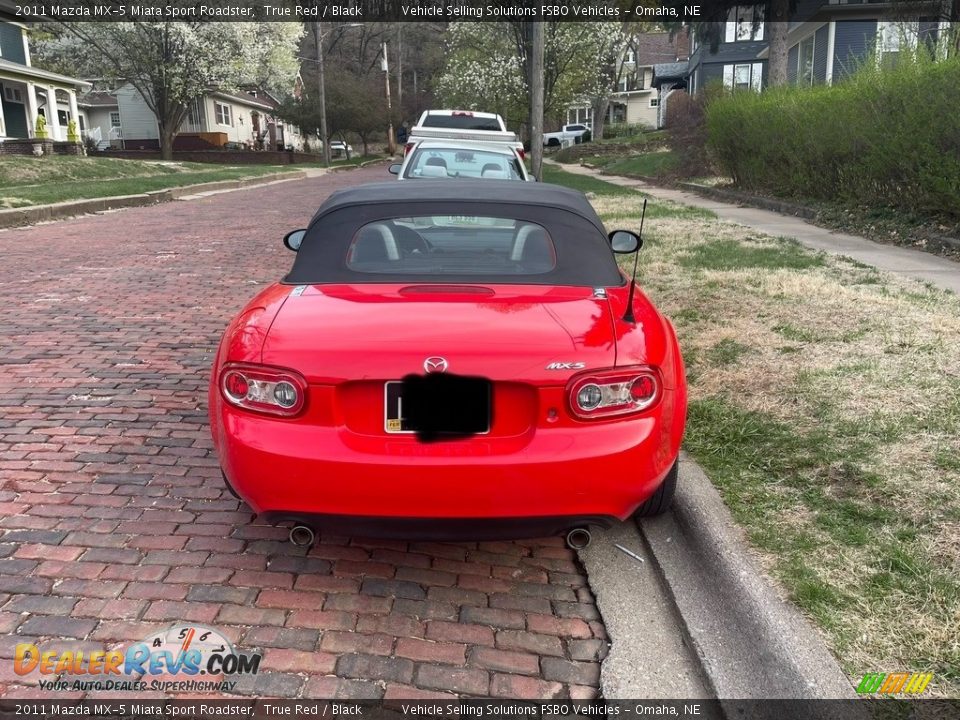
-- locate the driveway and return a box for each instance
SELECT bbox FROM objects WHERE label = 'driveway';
[0,164,604,699]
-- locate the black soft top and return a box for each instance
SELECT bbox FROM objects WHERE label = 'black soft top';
[309,181,606,233]
[287,180,622,287]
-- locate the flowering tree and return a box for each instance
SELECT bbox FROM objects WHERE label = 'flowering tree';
[37,23,302,160]
[434,24,528,130]
[436,22,625,136]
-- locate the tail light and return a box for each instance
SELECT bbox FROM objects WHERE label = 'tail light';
[517,147,526,160]
[219,363,307,417]
[404,142,415,155]
[567,366,661,419]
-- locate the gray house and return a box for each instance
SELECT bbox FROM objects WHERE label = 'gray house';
[686,4,952,93]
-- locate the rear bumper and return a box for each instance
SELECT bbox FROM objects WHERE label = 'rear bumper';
[211,394,681,526]
[258,511,618,540]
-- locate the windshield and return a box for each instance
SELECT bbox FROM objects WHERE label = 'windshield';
[346,217,555,276]
[405,148,524,180]
[421,115,502,131]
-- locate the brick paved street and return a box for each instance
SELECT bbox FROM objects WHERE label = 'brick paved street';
[0,165,606,699]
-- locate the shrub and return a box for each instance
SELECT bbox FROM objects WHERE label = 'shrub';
[706,50,960,218]
[602,123,649,140]
[665,90,713,178]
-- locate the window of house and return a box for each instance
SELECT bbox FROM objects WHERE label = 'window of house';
[723,63,764,91]
[725,6,764,42]
[797,34,815,85]
[878,21,919,69]
[110,111,121,127]
[649,98,659,108]
[625,50,636,64]
[215,102,233,126]
[3,86,24,104]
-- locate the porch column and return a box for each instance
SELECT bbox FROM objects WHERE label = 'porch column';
[68,89,80,141]
[46,86,62,141]
[25,84,39,139]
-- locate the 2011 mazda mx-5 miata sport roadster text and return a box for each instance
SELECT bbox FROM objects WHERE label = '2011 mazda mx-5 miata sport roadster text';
[209,181,686,547]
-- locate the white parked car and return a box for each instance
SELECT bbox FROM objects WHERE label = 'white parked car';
[389,140,531,182]
[329,140,354,158]
[407,110,525,160]
[543,124,591,147]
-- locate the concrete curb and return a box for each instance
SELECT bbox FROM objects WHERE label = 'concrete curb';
[330,158,391,172]
[579,522,712,699]
[0,170,307,230]
[638,454,862,711]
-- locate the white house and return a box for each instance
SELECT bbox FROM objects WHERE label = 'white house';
[566,30,690,132]
[112,83,304,151]
[0,15,90,144]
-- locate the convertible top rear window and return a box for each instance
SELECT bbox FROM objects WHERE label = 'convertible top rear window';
[346,217,556,276]
[285,194,623,288]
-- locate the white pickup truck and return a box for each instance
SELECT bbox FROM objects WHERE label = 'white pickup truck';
[407,110,525,159]
[543,123,591,147]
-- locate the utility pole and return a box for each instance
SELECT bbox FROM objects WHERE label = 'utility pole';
[396,26,403,118]
[382,41,396,155]
[530,21,545,181]
[314,21,330,167]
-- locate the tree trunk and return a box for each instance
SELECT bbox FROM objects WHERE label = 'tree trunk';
[592,96,610,142]
[767,0,790,88]
[362,138,369,156]
[158,121,176,161]
[530,22,545,181]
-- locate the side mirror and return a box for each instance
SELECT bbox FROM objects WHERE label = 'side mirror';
[388,163,402,175]
[608,230,642,254]
[283,229,307,252]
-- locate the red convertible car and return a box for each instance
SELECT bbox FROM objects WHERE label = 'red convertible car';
[209,182,686,548]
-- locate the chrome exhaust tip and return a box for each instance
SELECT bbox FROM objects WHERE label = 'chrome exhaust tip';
[288,525,316,547]
[566,527,592,550]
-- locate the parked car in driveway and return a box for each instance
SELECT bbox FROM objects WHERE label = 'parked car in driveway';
[543,124,591,147]
[209,181,686,548]
[389,140,531,181]
[329,140,354,158]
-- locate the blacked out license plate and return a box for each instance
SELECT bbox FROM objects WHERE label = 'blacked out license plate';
[384,375,491,437]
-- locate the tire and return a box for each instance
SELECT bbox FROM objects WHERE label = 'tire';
[547,138,560,147]
[633,459,678,518]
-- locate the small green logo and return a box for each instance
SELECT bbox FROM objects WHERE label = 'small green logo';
[856,672,932,695]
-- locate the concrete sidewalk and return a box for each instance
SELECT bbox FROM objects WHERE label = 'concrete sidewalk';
[554,162,960,295]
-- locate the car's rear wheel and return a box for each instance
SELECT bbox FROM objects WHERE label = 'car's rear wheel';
[633,459,678,518]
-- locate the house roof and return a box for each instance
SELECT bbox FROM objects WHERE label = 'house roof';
[652,62,690,87]
[0,58,91,91]
[210,90,275,112]
[78,91,118,108]
[240,85,282,110]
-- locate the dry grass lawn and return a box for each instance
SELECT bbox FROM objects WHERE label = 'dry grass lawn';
[586,189,960,696]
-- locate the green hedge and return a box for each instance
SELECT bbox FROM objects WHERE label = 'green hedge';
[706,51,960,218]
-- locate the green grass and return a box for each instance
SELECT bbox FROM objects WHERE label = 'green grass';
[541,163,634,197]
[543,164,715,221]
[599,150,678,178]
[0,156,299,207]
[677,237,827,271]
[584,190,960,694]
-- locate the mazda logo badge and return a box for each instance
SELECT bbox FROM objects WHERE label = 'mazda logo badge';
[423,357,448,374]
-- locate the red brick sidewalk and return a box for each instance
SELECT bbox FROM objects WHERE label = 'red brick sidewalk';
[0,165,606,699]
